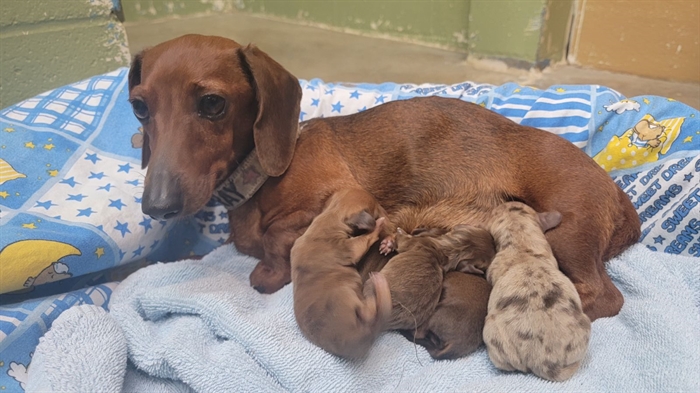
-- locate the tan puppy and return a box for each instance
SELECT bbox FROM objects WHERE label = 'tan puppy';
[483,202,591,382]
[376,225,494,332]
[291,188,392,359]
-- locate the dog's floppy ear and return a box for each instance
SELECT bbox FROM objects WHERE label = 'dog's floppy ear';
[128,51,144,91]
[128,52,151,169]
[537,211,562,232]
[345,210,377,237]
[239,44,302,177]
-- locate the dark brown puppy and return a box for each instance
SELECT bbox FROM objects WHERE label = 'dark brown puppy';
[408,271,492,360]
[129,34,640,321]
[387,225,494,360]
[291,188,392,359]
[376,225,493,331]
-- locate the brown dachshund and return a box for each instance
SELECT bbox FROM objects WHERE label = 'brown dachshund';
[291,188,392,359]
[128,34,640,321]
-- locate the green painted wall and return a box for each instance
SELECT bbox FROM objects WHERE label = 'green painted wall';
[0,0,130,108]
[241,0,471,51]
[121,0,242,21]
[467,0,547,65]
[118,0,573,71]
[537,0,574,67]
[238,0,572,68]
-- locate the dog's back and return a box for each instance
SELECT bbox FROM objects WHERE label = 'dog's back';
[291,188,392,359]
[483,202,591,382]
[292,97,638,319]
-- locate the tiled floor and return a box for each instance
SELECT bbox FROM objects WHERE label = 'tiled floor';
[125,12,700,109]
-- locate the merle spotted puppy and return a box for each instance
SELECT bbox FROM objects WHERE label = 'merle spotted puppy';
[483,202,591,382]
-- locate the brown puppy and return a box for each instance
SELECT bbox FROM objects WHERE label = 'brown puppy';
[291,188,392,359]
[376,225,493,332]
[408,271,492,360]
[483,202,591,382]
[392,225,494,360]
[129,34,640,321]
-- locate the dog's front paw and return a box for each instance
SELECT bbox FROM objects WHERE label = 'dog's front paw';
[379,235,396,255]
[250,262,290,294]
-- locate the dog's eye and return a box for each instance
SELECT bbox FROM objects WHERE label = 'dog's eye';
[198,95,226,119]
[130,99,149,120]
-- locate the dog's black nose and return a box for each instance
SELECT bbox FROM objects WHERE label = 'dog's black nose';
[142,171,184,220]
[146,208,180,221]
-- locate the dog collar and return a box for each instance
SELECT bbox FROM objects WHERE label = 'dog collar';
[213,124,304,210]
[212,149,269,210]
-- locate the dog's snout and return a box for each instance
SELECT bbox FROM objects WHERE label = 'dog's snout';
[147,208,180,221]
[142,171,184,220]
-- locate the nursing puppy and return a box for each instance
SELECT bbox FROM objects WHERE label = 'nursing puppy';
[483,202,591,382]
[291,188,392,359]
[376,225,494,332]
[409,271,492,360]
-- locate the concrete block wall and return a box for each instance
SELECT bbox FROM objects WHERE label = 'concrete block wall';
[0,0,130,108]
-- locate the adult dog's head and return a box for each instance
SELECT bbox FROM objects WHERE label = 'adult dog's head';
[128,34,302,219]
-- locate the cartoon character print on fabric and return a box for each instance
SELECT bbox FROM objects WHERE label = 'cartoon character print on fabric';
[6,357,31,391]
[0,239,78,293]
[604,99,641,114]
[594,114,685,171]
[131,126,144,149]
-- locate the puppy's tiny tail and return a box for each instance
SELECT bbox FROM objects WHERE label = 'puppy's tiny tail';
[369,272,392,329]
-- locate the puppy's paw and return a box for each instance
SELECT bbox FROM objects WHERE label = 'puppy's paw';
[249,262,290,294]
[379,234,396,255]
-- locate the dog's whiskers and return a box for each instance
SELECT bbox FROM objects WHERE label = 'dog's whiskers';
[396,300,423,367]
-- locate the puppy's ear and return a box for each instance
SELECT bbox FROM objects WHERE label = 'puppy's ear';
[537,211,562,232]
[239,44,302,177]
[460,263,485,276]
[345,210,376,236]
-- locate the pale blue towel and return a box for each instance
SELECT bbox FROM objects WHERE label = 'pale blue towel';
[28,243,700,392]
